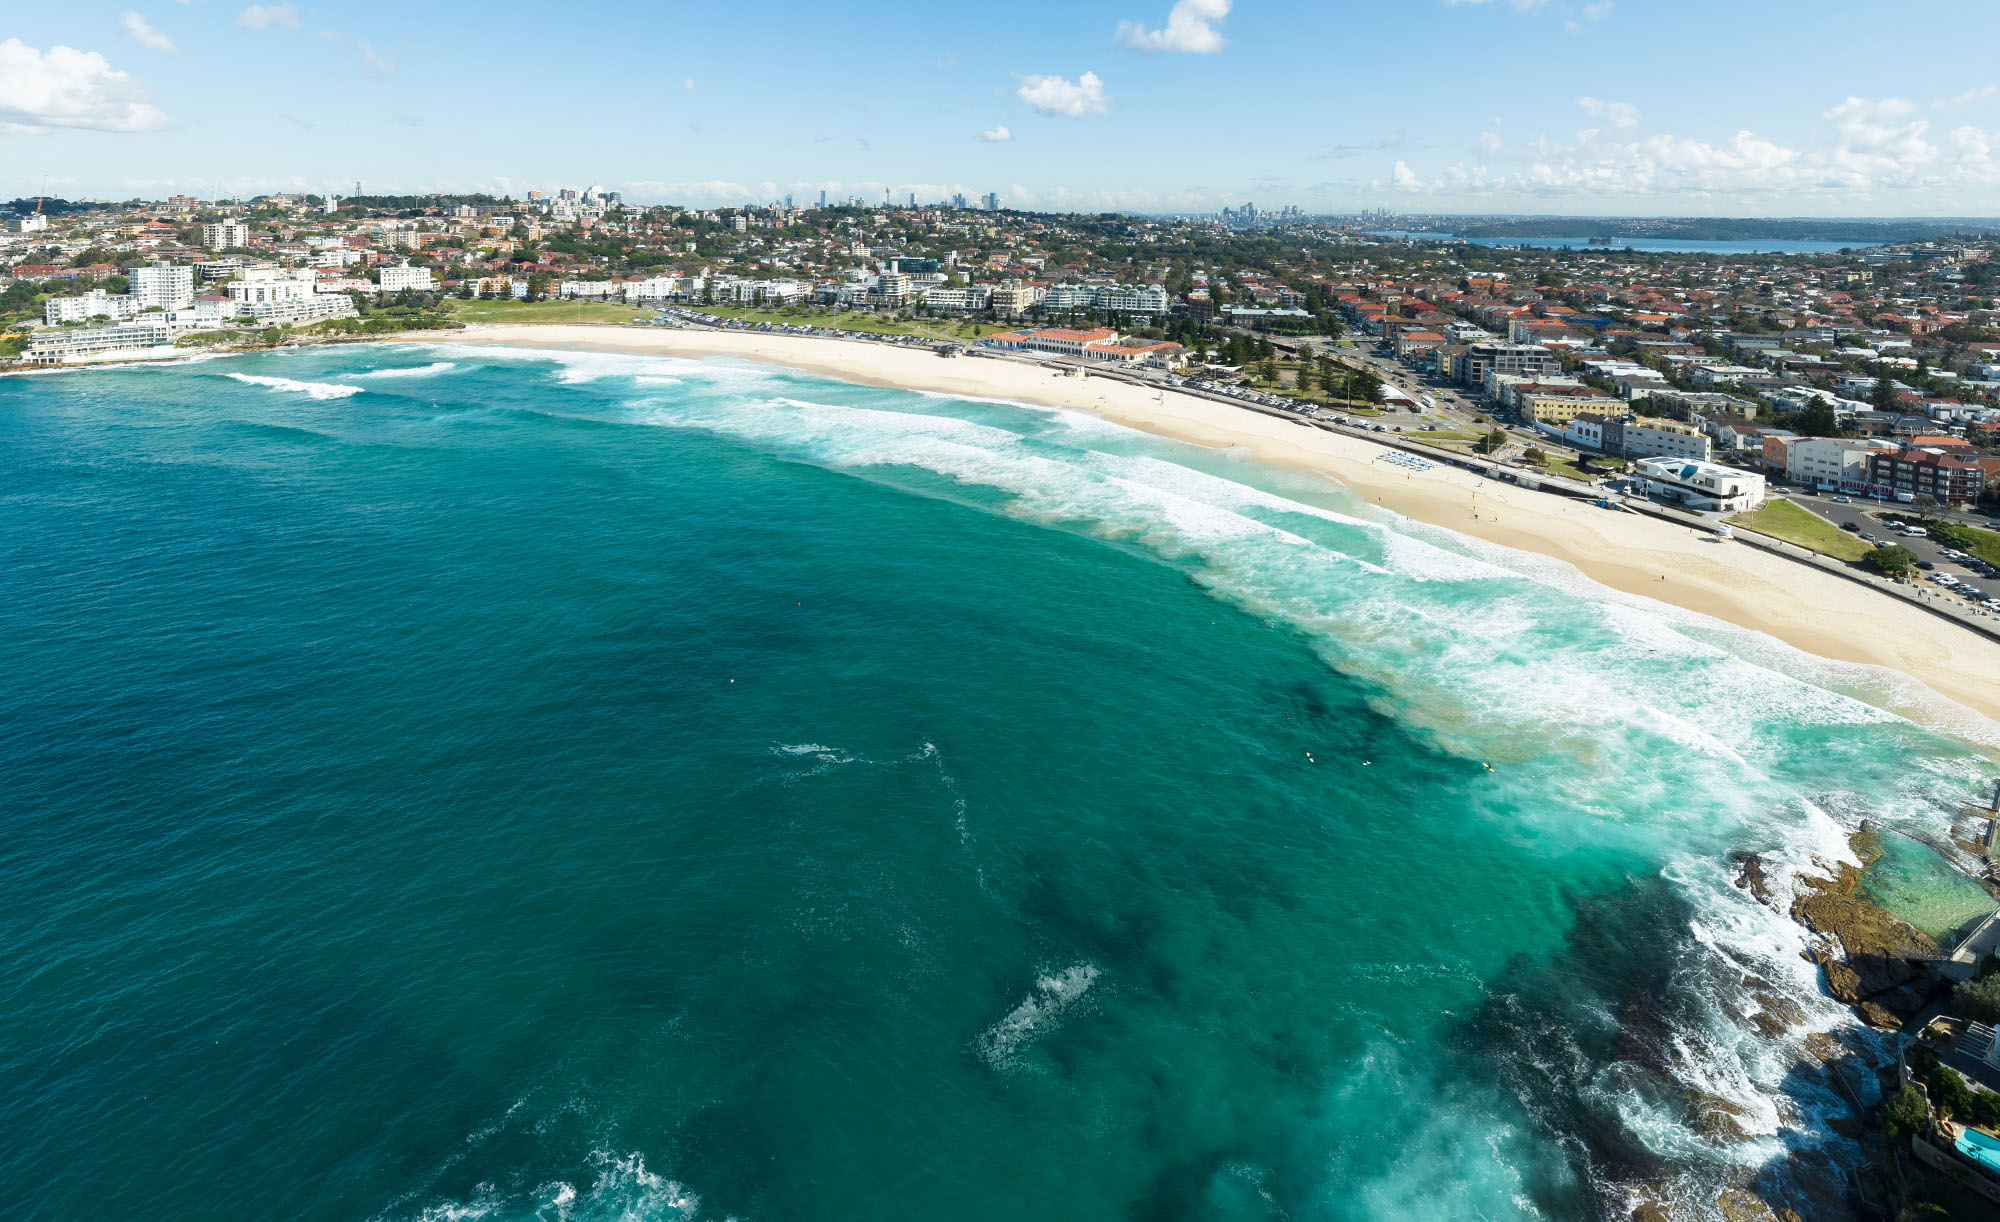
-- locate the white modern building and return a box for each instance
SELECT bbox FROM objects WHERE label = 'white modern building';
[202,221,250,249]
[24,318,176,365]
[45,290,141,325]
[1782,436,1897,492]
[132,262,196,312]
[378,265,436,293]
[1633,458,1767,512]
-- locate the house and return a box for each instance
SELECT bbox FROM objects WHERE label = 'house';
[1633,458,1766,512]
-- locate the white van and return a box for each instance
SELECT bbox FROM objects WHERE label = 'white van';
[1901,527,1929,538]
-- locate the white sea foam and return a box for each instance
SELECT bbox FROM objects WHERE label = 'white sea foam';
[355,361,458,380]
[225,372,364,399]
[977,963,1101,1068]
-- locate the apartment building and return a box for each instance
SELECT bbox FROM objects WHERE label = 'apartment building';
[1618,418,1712,462]
[45,289,140,325]
[132,262,195,312]
[1782,436,1894,491]
[24,318,175,365]
[1520,387,1617,427]
[1464,342,1560,391]
[1866,446,1987,502]
[378,265,436,293]
[201,221,250,249]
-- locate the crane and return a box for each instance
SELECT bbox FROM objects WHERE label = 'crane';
[35,175,46,217]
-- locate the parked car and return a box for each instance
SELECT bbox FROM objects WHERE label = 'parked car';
[1842,522,1861,532]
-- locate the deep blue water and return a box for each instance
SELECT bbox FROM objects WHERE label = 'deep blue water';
[1366,231,1870,255]
[0,345,1992,1221]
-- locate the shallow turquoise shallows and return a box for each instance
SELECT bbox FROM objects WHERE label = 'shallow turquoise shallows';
[1,346,1993,1222]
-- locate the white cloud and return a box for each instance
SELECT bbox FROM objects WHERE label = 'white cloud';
[236,4,298,30]
[682,77,694,90]
[1439,0,1553,11]
[0,38,172,132]
[1117,0,1230,54]
[979,124,1012,142]
[1582,1,1613,17]
[1382,93,2000,205]
[121,12,178,54]
[355,40,392,76]
[1935,84,1996,112]
[1478,118,1504,154]
[1017,71,1110,117]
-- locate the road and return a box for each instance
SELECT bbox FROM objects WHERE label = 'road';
[1786,494,2000,608]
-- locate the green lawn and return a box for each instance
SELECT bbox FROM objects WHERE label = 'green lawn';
[698,305,1004,343]
[444,299,647,324]
[1730,498,1872,561]
[1912,518,2000,567]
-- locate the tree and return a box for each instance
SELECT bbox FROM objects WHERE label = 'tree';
[1871,365,1900,413]
[1296,362,1317,393]
[1955,970,2000,1023]
[1861,544,1918,577]
[1475,429,1507,454]
[1797,399,1840,438]
[1351,367,1384,405]
[1879,1082,1928,1143]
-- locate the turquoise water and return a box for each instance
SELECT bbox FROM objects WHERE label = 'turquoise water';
[1957,1128,2000,1171]
[1856,830,1998,940]
[1,346,1994,1221]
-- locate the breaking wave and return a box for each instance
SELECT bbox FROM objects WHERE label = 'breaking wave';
[225,372,364,399]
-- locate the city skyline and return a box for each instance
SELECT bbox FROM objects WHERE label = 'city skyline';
[6,0,2000,216]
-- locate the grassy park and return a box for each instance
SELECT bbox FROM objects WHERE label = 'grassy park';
[1730,498,1872,561]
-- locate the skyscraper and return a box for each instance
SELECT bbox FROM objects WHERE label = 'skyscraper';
[983,192,999,211]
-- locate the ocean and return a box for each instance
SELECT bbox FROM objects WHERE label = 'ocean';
[1,345,1994,1221]
[1364,231,1868,255]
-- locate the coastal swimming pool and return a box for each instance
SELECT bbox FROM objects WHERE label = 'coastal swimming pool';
[1955,1126,2000,1173]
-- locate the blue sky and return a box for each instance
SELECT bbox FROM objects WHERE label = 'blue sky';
[5,0,2000,216]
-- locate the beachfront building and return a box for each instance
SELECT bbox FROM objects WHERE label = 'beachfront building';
[379,265,436,293]
[1520,387,1618,429]
[45,289,141,325]
[983,327,1186,368]
[24,318,176,366]
[1617,418,1712,462]
[922,284,992,313]
[989,281,1040,318]
[1783,436,1896,492]
[1866,446,1987,503]
[1633,458,1766,513]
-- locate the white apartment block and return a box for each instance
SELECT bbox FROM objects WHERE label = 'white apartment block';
[8,213,49,234]
[229,277,313,308]
[921,285,993,313]
[236,294,358,326]
[1783,436,1895,491]
[132,262,196,312]
[1634,458,1766,513]
[24,318,175,365]
[202,221,250,249]
[46,290,141,325]
[378,265,436,293]
[1092,284,1169,315]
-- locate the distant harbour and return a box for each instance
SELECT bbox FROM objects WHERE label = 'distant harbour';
[1364,230,1875,255]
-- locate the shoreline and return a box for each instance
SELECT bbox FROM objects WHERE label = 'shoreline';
[419,323,2000,735]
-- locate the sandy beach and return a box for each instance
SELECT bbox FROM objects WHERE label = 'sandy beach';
[428,323,2000,731]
